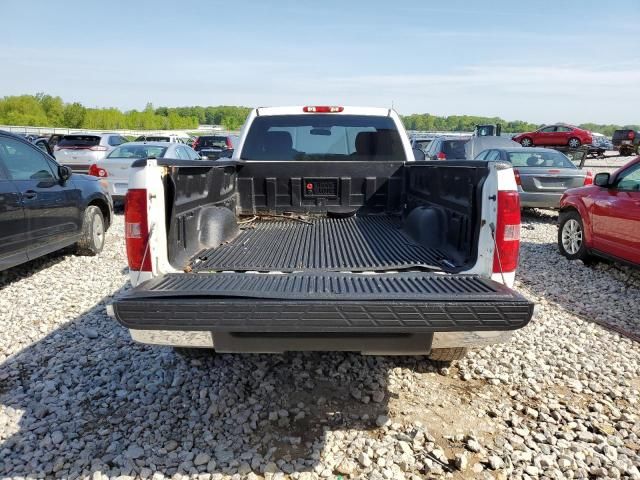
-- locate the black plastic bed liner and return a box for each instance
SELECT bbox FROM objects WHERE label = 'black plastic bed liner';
[113,272,534,333]
[190,216,450,273]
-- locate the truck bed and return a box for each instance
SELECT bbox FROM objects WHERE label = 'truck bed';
[190,215,451,273]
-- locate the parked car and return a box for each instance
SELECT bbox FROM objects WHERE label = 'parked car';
[134,134,193,144]
[192,134,238,159]
[0,131,113,271]
[612,129,640,156]
[558,156,640,267]
[465,136,521,160]
[32,137,53,154]
[512,124,593,149]
[423,136,470,160]
[108,105,533,363]
[409,134,436,153]
[588,133,612,158]
[54,133,128,173]
[88,142,202,202]
[474,147,593,209]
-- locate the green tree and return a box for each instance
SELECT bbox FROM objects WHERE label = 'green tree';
[63,102,86,128]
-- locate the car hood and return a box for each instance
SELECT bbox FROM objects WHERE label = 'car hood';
[72,173,99,183]
[561,185,598,199]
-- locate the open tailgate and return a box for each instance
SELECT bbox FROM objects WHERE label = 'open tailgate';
[113,272,534,333]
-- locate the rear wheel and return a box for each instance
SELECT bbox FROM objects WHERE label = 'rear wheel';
[558,210,589,261]
[568,137,582,148]
[428,347,469,366]
[520,137,533,147]
[74,206,105,256]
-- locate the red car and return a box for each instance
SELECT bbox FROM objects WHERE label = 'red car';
[558,156,640,267]
[513,124,593,149]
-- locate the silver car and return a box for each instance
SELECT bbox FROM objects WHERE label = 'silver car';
[90,142,202,201]
[54,133,128,173]
[474,147,591,209]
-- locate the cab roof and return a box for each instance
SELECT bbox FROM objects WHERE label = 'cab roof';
[255,106,392,116]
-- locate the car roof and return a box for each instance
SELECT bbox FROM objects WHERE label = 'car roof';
[499,147,564,154]
[114,141,172,147]
[65,132,119,136]
[435,136,470,141]
[255,106,391,116]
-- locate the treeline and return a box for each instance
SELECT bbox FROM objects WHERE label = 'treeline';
[403,113,640,136]
[402,113,539,133]
[577,122,640,137]
[0,94,637,135]
[156,106,252,131]
[0,94,249,130]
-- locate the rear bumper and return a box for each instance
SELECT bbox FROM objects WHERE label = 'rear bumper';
[121,328,516,354]
[111,272,534,351]
[519,191,563,209]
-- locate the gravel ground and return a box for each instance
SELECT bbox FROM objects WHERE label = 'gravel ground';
[1,211,639,480]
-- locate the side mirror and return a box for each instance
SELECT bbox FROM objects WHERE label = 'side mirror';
[58,165,72,182]
[412,148,426,160]
[594,172,610,187]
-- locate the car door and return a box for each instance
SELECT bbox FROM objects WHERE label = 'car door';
[426,139,440,159]
[0,136,83,259]
[556,126,573,146]
[590,162,640,263]
[535,126,557,145]
[0,156,28,270]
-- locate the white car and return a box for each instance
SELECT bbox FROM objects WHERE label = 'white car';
[89,142,202,201]
[54,133,128,173]
[134,133,193,144]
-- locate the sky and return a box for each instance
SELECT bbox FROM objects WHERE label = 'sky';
[1,0,639,124]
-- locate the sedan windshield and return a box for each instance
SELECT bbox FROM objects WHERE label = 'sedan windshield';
[107,145,167,159]
[507,151,575,169]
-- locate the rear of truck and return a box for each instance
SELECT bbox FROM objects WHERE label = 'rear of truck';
[110,106,533,359]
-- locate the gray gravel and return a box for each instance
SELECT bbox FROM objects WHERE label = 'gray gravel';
[1,213,639,479]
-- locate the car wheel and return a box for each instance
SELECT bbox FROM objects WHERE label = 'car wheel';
[568,137,581,148]
[75,206,105,256]
[428,347,469,367]
[520,137,533,147]
[558,210,589,261]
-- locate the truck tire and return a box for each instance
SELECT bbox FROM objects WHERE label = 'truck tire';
[174,347,216,360]
[428,347,468,363]
[74,206,105,256]
[558,210,590,262]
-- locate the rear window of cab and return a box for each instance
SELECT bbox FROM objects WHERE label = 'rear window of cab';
[241,114,404,161]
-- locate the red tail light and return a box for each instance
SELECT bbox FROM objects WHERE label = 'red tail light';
[125,189,152,272]
[303,106,344,113]
[513,169,522,186]
[628,131,635,140]
[89,145,108,151]
[88,164,108,177]
[225,137,233,149]
[192,138,200,149]
[583,170,593,185]
[493,190,521,274]
[436,152,446,160]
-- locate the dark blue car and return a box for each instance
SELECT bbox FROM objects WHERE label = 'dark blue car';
[0,131,113,271]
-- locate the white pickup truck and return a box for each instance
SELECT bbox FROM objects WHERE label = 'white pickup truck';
[109,106,533,362]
